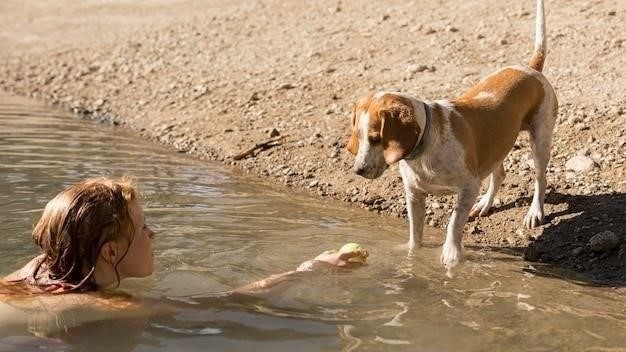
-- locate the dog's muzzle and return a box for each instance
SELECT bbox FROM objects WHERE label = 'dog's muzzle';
[353,164,387,179]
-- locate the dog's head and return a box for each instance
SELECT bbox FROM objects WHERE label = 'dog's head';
[346,92,424,179]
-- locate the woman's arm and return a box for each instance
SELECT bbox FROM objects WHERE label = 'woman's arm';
[116,247,370,309]
[230,247,369,296]
[230,270,302,295]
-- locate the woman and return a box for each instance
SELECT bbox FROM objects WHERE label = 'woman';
[1,177,368,297]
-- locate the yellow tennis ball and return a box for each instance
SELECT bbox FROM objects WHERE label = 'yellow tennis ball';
[339,243,361,253]
[339,243,367,263]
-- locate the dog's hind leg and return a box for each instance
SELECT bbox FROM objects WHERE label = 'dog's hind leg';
[524,100,556,228]
[470,163,506,217]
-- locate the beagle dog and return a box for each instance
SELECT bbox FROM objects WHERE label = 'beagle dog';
[347,0,557,272]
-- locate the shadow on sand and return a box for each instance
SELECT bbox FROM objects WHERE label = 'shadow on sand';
[470,191,625,287]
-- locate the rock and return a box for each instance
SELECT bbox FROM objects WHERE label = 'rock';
[571,247,584,256]
[248,91,260,102]
[565,155,597,173]
[588,230,620,252]
[567,115,583,125]
[406,64,428,74]
[363,195,382,206]
[524,156,535,170]
[268,128,280,137]
[575,122,589,131]
[524,246,541,262]
[576,148,590,157]
[469,225,482,234]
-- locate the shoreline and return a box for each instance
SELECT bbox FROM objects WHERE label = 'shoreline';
[1,0,624,283]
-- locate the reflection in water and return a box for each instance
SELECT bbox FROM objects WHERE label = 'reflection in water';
[0,93,625,351]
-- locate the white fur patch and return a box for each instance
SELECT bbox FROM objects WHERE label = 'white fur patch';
[357,110,371,157]
[352,110,388,178]
[373,91,389,100]
[473,91,496,101]
[435,99,458,119]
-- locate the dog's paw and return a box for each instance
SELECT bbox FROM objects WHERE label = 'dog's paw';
[440,242,462,270]
[406,239,421,251]
[524,206,545,228]
[470,195,492,218]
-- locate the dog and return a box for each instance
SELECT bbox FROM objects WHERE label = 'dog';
[346,0,557,272]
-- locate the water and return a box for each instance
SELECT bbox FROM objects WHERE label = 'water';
[0,92,624,351]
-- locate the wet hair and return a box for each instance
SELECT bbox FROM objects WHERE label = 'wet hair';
[20,177,138,293]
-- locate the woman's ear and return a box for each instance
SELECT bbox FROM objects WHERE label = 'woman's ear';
[99,242,118,264]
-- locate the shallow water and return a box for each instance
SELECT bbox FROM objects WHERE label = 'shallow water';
[0,93,624,351]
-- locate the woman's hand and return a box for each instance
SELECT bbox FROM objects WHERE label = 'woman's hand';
[296,247,369,271]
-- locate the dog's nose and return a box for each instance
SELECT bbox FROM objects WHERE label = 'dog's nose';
[354,166,365,176]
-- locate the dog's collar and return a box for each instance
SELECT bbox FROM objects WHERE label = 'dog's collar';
[404,102,430,160]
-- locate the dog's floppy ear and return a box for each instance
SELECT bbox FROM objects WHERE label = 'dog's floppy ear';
[380,103,420,164]
[346,104,359,155]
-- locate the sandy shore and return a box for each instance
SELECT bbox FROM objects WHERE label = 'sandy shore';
[1,0,624,283]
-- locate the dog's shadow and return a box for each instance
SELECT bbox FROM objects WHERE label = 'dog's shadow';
[469,191,626,287]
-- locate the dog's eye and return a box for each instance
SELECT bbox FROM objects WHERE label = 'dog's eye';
[368,134,381,144]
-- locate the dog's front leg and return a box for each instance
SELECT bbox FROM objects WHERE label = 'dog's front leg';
[441,182,480,271]
[400,162,426,251]
[404,186,426,251]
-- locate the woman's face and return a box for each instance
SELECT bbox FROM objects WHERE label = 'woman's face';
[116,201,155,279]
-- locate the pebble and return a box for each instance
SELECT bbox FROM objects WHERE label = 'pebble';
[571,247,584,256]
[406,64,429,74]
[588,230,620,252]
[565,155,597,173]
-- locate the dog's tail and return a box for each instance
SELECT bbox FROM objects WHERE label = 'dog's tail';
[528,0,547,72]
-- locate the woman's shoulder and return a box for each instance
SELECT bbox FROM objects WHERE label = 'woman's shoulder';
[0,291,148,335]
[1,255,45,296]
[4,254,45,282]
[1,287,142,312]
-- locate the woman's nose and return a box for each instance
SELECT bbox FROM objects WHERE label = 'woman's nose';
[148,228,156,240]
